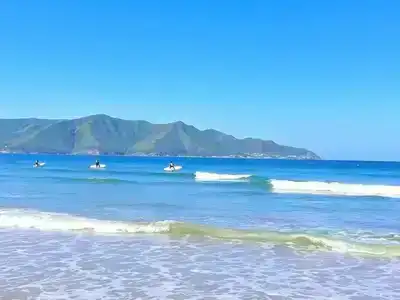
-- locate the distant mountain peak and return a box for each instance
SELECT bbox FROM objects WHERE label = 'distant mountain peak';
[80,114,113,120]
[172,120,186,125]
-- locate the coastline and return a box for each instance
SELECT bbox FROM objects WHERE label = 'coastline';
[0,151,321,160]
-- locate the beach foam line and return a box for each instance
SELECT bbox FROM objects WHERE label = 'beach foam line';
[270,180,400,198]
[0,208,172,234]
[194,171,252,181]
[0,208,399,258]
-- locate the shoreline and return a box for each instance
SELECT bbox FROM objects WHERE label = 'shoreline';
[0,151,320,160]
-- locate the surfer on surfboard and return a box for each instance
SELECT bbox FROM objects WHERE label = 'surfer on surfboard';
[169,161,176,171]
[34,160,40,167]
[95,159,100,168]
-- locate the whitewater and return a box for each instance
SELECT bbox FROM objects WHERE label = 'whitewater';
[0,154,399,299]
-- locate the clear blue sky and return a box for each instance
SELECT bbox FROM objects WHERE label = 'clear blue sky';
[0,0,399,161]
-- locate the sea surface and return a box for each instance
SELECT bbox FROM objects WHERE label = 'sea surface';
[0,154,399,299]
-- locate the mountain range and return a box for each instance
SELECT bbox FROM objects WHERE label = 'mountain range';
[0,114,320,159]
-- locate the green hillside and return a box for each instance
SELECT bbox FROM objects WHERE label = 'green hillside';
[0,114,320,159]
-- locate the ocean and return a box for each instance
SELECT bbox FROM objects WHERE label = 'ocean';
[0,154,399,299]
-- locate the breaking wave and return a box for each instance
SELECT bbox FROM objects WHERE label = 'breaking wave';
[193,172,400,198]
[194,171,252,181]
[0,208,399,258]
[270,180,400,198]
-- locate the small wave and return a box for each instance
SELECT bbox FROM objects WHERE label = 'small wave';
[270,180,400,198]
[0,209,172,233]
[377,233,400,241]
[83,177,137,184]
[195,171,252,182]
[40,176,138,185]
[31,167,193,179]
[0,208,399,258]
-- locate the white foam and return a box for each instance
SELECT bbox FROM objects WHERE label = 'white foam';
[0,209,174,234]
[164,165,182,172]
[33,162,45,168]
[89,164,106,169]
[194,171,251,182]
[270,180,400,198]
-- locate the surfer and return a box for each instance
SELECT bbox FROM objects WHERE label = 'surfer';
[34,160,39,167]
[95,159,100,168]
[169,161,175,171]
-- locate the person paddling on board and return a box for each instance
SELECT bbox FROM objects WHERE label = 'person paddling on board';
[95,159,100,168]
[34,160,39,167]
[169,161,175,171]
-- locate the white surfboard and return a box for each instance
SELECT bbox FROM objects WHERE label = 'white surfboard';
[164,165,182,172]
[89,164,106,169]
[33,162,45,168]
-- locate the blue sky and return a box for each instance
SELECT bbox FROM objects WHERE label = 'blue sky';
[0,0,399,161]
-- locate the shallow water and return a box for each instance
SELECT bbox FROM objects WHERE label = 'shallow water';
[0,154,399,299]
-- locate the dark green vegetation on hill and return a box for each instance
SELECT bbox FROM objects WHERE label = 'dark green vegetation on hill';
[0,114,320,159]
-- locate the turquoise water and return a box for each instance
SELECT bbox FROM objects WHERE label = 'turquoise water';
[0,154,399,299]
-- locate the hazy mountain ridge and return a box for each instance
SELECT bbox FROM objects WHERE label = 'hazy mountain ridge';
[0,114,320,159]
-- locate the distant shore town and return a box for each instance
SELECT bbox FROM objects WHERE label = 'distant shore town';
[0,149,319,160]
